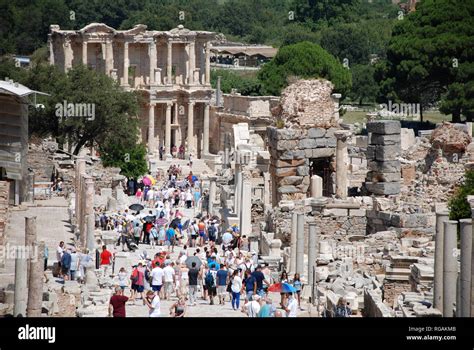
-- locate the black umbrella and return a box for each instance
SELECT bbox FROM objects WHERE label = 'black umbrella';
[144,215,156,223]
[185,256,202,269]
[169,217,181,229]
[129,203,144,212]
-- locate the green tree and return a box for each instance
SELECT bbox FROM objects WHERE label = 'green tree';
[257,41,351,96]
[378,0,474,122]
[100,141,148,179]
[211,69,263,96]
[349,64,379,105]
[448,170,474,221]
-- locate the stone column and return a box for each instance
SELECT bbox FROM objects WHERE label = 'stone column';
[334,131,350,199]
[205,43,211,85]
[48,36,54,65]
[82,40,87,66]
[311,175,323,198]
[296,214,305,277]
[167,41,172,84]
[460,219,472,317]
[75,157,86,236]
[25,216,37,281]
[105,39,114,76]
[240,178,252,237]
[165,102,172,158]
[209,176,217,215]
[187,101,195,155]
[443,220,458,317]
[263,172,271,212]
[189,41,195,84]
[308,222,318,288]
[203,102,210,155]
[86,213,96,253]
[14,246,28,317]
[63,37,73,72]
[123,42,129,87]
[83,177,94,248]
[27,241,44,317]
[234,164,242,215]
[149,40,157,85]
[148,103,156,154]
[434,210,449,311]
[290,212,297,275]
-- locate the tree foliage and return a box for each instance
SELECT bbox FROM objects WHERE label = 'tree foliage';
[258,41,351,96]
[448,170,474,221]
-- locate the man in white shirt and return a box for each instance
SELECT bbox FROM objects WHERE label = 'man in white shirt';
[162,262,175,300]
[56,241,65,277]
[151,263,164,294]
[243,294,261,317]
[284,293,298,317]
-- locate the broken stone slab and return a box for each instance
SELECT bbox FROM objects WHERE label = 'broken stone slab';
[367,120,401,135]
[307,128,326,138]
[367,160,401,173]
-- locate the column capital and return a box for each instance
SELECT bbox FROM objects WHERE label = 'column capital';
[188,101,195,106]
[149,102,156,108]
[334,130,351,141]
[166,101,174,107]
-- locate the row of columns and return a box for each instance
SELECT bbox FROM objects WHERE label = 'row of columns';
[66,38,211,86]
[14,217,45,317]
[289,213,319,285]
[147,101,210,156]
[433,210,474,317]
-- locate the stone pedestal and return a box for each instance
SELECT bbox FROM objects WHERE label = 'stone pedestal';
[434,210,449,311]
[311,175,323,198]
[308,222,318,288]
[443,220,458,317]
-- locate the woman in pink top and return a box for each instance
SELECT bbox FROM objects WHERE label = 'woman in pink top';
[135,188,143,202]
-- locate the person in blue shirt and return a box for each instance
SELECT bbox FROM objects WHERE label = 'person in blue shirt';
[216,265,228,305]
[292,273,303,309]
[251,265,270,297]
[166,227,176,253]
[61,248,72,281]
[243,269,256,301]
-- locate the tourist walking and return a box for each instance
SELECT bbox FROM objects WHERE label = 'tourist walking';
[144,290,161,317]
[284,292,298,317]
[163,262,176,300]
[60,248,71,280]
[109,286,129,318]
[292,273,303,309]
[150,262,164,294]
[230,270,242,310]
[117,267,128,290]
[334,297,352,317]
[100,245,113,277]
[69,249,79,281]
[188,262,200,306]
[216,264,228,305]
[130,263,145,303]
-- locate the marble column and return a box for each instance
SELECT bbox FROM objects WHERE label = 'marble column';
[434,210,449,311]
[148,103,156,154]
[311,175,323,198]
[290,212,297,275]
[205,43,210,85]
[63,37,73,72]
[296,214,305,277]
[308,222,319,289]
[82,40,87,66]
[234,164,242,215]
[25,216,37,281]
[240,178,252,237]
[123,42,129,87]
[75,157,86,234]
[105,39,114,76]
[48,36,54,65]
[165,102,172,158]
[460,219,472,317]
[334,131,350,199]
[189,41,195,84]
[86,212,96,253]
[263,172,271,212]
[14,246,28,317]
[149,40,157,85]
[167,41,173,84]
[209,176,217,215]
[203,102,210,155]
[27,241,44,317]
[83,177,94,248]
[443,220,458,317]
[187,101,195,156]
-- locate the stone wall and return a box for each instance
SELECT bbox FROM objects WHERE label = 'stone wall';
[363,288,395,317]
[267,126,338,204]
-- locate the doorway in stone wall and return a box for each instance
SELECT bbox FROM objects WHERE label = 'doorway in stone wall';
[309,157,333,197]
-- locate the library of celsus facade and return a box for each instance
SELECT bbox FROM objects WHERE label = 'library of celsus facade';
[49,23,218,159]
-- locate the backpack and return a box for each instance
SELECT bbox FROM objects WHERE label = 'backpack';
[335,306,349,317]
[208,225,216,240]
[205,271,214,288]
[131,269,139,283]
